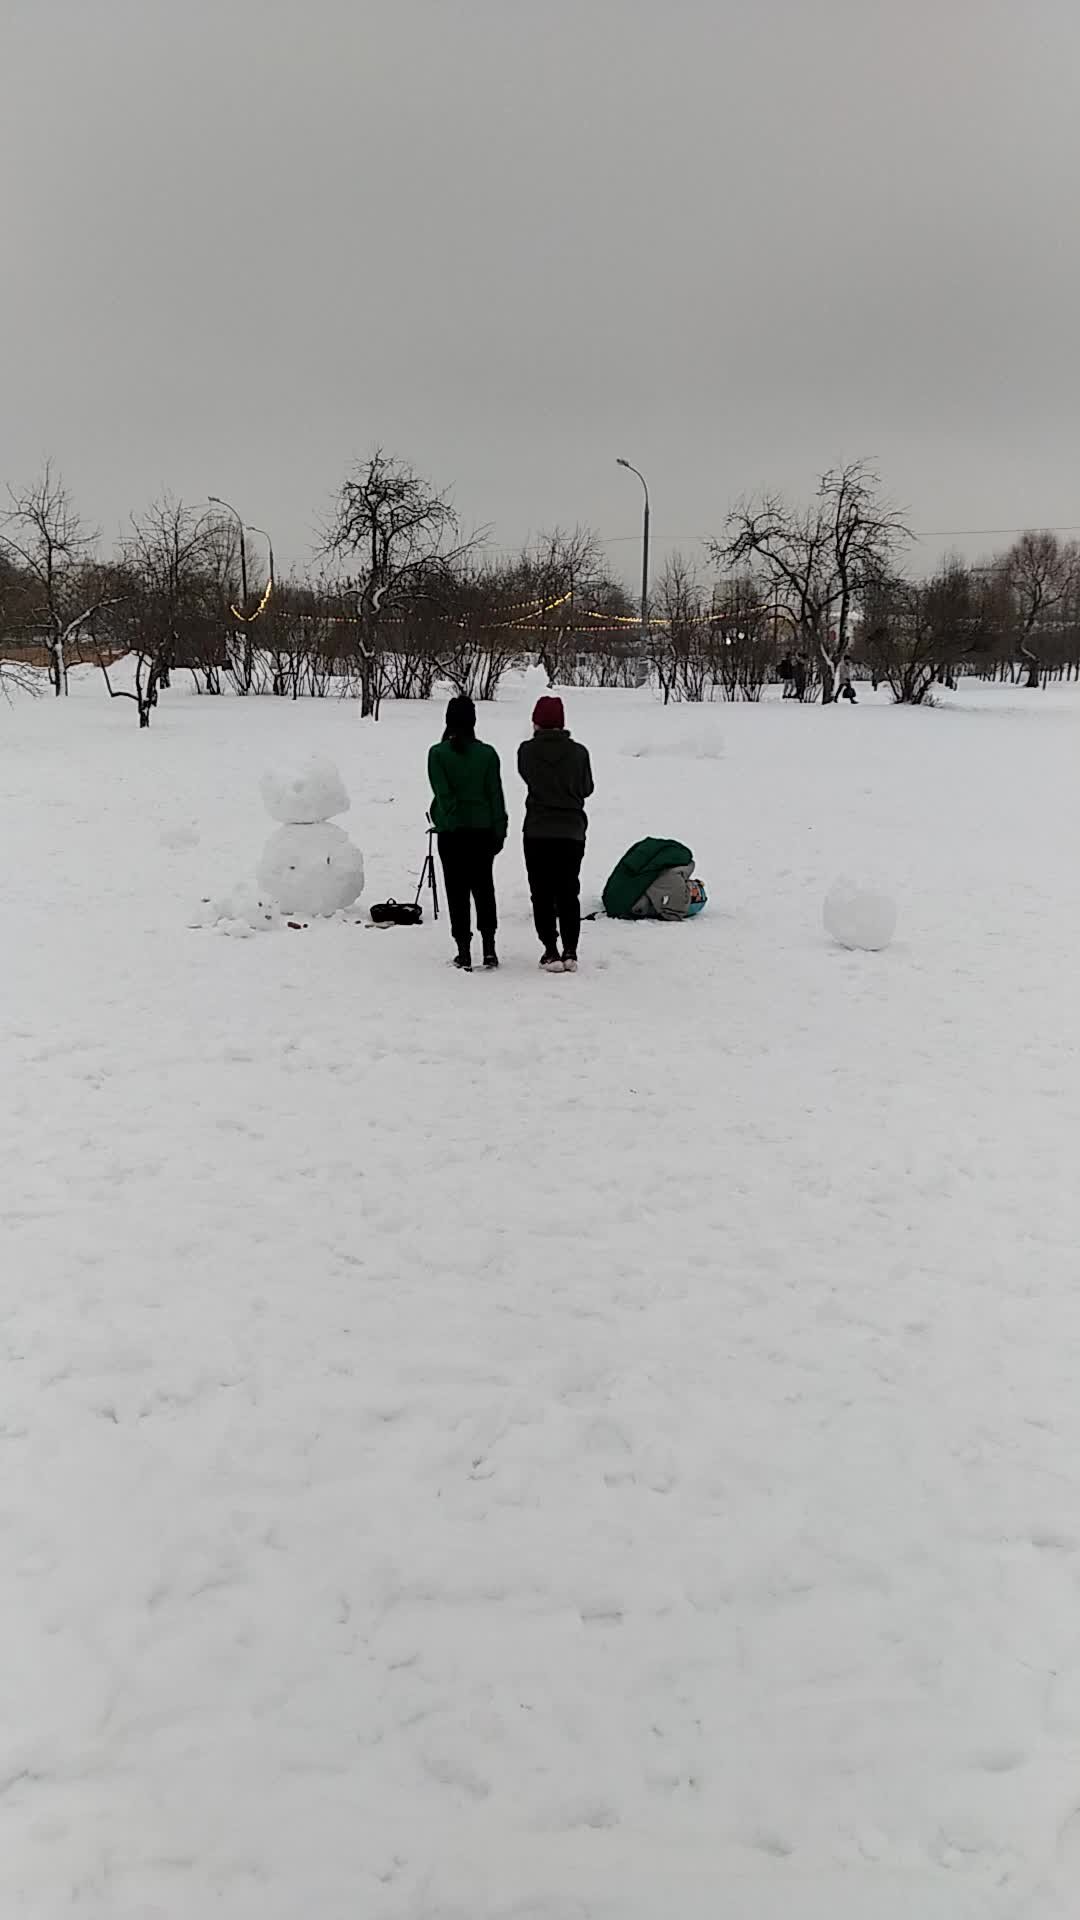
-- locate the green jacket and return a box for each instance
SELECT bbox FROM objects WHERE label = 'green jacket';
[602,837,694,919]
[428,739,508,843]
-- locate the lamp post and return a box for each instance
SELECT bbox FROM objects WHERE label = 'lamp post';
[208,495,248,617]
[245,524,275,601]
[209,496,274,691]
[616,457,650,645]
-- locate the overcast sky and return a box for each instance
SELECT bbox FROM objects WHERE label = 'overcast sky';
[4,0,1079,582]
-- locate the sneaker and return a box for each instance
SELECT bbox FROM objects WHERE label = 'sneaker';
[561,955,579,973]
[453,948,472,972]
[482,948,499,970]
[539,952,564,973]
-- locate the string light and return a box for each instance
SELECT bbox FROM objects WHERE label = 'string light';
[230,573,273,624]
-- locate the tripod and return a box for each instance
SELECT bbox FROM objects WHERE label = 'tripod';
[415,824,440,921]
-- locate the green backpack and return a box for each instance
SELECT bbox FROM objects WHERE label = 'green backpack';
[602,837,695,919]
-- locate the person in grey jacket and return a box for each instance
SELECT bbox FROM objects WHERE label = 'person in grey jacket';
[517,695,594,972]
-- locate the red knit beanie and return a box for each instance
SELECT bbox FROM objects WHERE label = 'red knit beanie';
[532,695,565,730]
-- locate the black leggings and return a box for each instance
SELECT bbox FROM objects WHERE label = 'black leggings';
[524,837,585,957]
[438,830,498,948]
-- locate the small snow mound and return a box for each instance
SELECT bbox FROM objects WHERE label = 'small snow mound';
[626,727,723,761]
[160,823,201,850]
[257,822,364,917]
[823,878,897,951]
[192,879,278,933]
[194,881,278,934]
[260,757,349,824]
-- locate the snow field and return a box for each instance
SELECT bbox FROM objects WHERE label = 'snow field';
[3,677,1080,1918]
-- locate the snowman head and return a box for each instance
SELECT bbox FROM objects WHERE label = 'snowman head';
[260,758,350,826]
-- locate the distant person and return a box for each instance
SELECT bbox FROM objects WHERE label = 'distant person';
[427,695,507,971]
[778,654,795,695]
[517,695,594,973]
[838,661,857,703]
[792,655,809,701]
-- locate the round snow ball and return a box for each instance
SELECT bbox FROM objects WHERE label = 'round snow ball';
[823,880,897,952]
[260,757,350,826]
[257,822,365,917]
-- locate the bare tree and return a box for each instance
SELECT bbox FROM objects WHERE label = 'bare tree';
[121,495,222,700]
[0,548,46,698]
[432,561,528,702]
[525,526,605,686]
[1004,530,1076,689]
[651,553,707,702]
[861,560,998,704]
[324,449,479,718]
[710,573,778,700]
[0,463,113,696]
[710,461,910,701]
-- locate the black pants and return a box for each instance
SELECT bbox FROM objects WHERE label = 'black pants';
[437,830,498,950]
[524,836,585,957]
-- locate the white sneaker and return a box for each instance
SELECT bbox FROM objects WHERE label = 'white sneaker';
[561,956,579,973]
[539,953,564,973]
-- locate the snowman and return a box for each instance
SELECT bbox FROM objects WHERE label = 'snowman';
[256,757,365,918]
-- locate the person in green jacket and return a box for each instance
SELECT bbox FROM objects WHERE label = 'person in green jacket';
[427,695,508,971]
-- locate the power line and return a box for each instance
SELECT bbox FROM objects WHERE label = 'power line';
[481,521,1080,554]
[910,523,1080,539]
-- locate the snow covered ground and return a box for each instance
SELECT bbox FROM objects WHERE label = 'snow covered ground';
[3,671,1080,1919]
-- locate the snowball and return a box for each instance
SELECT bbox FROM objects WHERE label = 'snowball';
[256,823,364,918]
[823,879,897,952]
[260,757,349,825]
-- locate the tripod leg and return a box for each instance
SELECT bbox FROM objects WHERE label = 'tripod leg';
[424,832,439,921]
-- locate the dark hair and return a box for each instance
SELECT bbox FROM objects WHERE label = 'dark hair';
[444,694,477,753]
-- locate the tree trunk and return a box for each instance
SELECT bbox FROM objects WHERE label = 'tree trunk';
[359,651,377,718]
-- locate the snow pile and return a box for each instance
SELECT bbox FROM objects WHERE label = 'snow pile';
[193,881,278,937]
[260,757,350,825]
[823,878,898,951]
[256,822,365,918]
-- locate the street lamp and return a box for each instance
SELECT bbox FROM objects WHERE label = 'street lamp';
[616,457,650,644]
[208,495,249,616]
[209,496,274,691]
[244,524,275,605]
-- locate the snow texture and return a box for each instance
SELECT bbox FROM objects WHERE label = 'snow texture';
[3,673,1080,1919]
[159,821,201,850]
[823,877,898,951]
[625,720,724,760]
[256,821,365,918]
[260,755,350,824]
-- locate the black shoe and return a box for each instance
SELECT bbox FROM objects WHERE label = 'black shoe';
[453,947,472,971]
[482,948,499,970]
